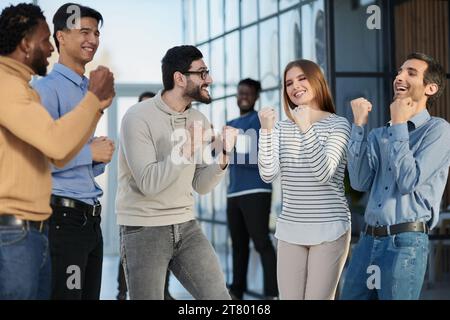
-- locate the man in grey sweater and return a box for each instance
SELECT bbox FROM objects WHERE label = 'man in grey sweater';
[116,45,237,300]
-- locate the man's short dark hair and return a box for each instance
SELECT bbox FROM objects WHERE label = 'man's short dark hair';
[238,78,262,95]
[138,91,155,102]
[407,52,447,108]
[0,3,46,55]
[52,3,103,52]
[161,45,203,91]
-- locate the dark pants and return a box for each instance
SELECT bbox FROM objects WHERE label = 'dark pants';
[117,260,172,299]
[226,193,278,298]
[48,205,103,300]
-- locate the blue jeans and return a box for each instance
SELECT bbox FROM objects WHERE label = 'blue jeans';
[0,224,51,300]
[340,232,429,300]
[121,220,231,300]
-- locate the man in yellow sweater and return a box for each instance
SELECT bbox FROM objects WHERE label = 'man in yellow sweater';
[0,3,115,299]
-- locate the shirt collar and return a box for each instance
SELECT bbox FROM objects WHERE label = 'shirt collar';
[53,63,88,88]
[386,109,431,131]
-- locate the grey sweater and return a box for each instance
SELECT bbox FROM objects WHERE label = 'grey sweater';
[116,91,226,226]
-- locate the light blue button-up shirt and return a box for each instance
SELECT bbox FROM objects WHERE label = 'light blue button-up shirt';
[33,63,105,205]
[348,109,450,229]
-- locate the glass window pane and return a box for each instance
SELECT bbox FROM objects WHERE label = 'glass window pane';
[225,31,240,96]
[210,38,225,98]
[279,8,301,73]
[183,0,196,44]
[197,193,213,219]
[280,0,299,11]
[300,0,327,72]
[259,0,278,19]
[213,180,227,220]
[210,0,223,38]
[211,98,226,131]
[241,0,258,26]
[116,97,139,133]
[260,17,279,90]
[226,96,240,123]
[241,25,259,80]
[196,0,209,42]
[335,77,387,131]
[260,89,280,113]
[225,0,239,31]
[334,0,384,72]
[198,43,210,68]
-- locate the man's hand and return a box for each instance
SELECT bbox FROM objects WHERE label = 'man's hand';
[222,126,239,153]
[88,66,115,110]
[218,126,239,169]
[390,97,414,125]
[350,98,372,126]
[91,136,115,163]
[181,122,205,161]
[291,105,312,133]
[258,107,277,132]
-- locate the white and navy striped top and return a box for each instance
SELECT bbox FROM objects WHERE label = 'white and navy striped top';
[258,114,351,245]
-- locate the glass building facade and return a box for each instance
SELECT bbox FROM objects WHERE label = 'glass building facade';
[181,0,450,297]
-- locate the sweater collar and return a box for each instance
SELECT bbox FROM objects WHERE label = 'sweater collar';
[155,90,192,116]
[0,56,34,82]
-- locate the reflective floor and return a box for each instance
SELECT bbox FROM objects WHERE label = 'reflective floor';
[100,254,450,300]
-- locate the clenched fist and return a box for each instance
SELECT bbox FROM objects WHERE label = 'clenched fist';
[89,66,115,110]
[258,107,277,131]
[291,105,312,133]
[222,125,239,153]
[91,136,115,163]
[350,98,372,126]
[390,97,414,125]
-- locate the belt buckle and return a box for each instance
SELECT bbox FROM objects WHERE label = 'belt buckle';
[91,203,101,217]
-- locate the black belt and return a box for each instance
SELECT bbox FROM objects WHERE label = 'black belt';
[364,221,429,237]
[0,214,47,233]
[50,195,101,217]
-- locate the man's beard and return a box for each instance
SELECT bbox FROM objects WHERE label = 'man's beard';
[31,48,48,76]
[186,82,212,104]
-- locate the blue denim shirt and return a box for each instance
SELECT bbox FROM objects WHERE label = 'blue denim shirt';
[33,63,105,205]
[348,109,450,229]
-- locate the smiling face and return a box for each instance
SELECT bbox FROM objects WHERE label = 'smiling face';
[184,59,213,104]
[285,66,317,109]
[237,84,258,114]
[57,17,100,66]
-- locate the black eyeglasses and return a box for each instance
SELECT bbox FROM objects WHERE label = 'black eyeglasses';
[183,69,210,80]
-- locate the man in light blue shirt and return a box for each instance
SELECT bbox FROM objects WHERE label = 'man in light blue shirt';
[341,52,450,300]
[33,3,114,300]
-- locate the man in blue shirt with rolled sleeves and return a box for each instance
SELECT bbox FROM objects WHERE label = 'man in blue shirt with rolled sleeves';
[33,3,114,300]
[341,52,450,300]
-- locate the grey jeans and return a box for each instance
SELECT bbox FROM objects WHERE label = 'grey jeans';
[120,220,231,300]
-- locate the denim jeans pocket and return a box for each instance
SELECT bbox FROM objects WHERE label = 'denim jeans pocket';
[122,225,145,235]
[0,227,28,247]
[391,232,428,250]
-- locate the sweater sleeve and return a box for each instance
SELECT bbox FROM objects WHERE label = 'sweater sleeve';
[302,118,351,184]
[0,80,102,163]
[258,122,281,183]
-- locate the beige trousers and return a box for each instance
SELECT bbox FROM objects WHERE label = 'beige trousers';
[277,230,351,300]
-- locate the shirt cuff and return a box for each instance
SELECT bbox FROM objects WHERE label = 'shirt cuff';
[259,129,273,138]
[351,124,365,142]
[388,123,409,143]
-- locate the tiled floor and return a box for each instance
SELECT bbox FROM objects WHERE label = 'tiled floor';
[100,254,450,300]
